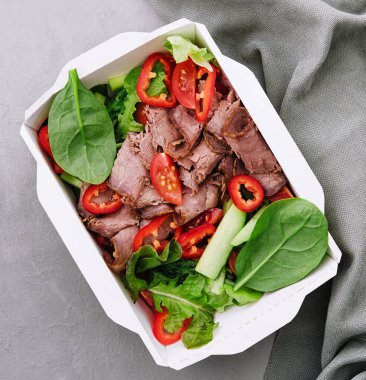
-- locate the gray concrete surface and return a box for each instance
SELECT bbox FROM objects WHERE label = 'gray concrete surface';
[0,0,274,378]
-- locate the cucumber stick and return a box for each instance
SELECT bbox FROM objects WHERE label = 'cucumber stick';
[108,74,126,92]
[231,205,268,246]
[60,172,83,189]
[195,204,247,279]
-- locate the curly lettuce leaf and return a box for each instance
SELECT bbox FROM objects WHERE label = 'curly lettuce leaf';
[164,35,215,71]
[146,61,168,97]
[105,67,144,142]
[149,273,217,349]
[125,241,181,301]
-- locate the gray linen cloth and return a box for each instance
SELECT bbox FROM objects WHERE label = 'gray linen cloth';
[149,0,366,378]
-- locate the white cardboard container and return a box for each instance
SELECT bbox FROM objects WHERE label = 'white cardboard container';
[20,19,342,370]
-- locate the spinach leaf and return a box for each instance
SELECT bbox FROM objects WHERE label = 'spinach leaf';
[152,259,197,284]
[234,198,328,292]
[149,273,217,349]
[125,241,181,300]
[146,61,168,97]
[48,69,116,184]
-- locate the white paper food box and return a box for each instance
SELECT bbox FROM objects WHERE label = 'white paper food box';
[20,19,342,370]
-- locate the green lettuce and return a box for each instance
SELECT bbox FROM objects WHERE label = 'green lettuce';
[164,35,215,71]
[149,273,217,349]
[105,66,144,142]
[125,241,182,300]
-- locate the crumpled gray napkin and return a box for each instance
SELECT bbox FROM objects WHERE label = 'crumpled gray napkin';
[148,0,366,378]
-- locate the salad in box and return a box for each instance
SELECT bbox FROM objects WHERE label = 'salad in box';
[21,19,341,369]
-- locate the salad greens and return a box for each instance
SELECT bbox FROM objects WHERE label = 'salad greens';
[234,198,328,292]
[125,241,182,300]
[48,69,116,184]
[149,274,217,349]
[107,67,144,142]
[146,61,168,97]
[164,35,215,71]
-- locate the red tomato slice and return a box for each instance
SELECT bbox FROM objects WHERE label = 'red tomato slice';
[195,66,217,122]
[228,175,265,213]
[82,183,122,215]
[150,153,183,205]
[172,60,196,109]
[177,224,216,259]
[152,308,191,345]
[134,102,148,125]
[267,186,294,202]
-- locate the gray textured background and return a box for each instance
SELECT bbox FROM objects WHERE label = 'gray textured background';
[1,1,274,378]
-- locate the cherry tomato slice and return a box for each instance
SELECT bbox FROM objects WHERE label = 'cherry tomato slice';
[133,215,170,252]
[172,60,196,109]
[267,186,294,203]
[195,66,217,122]
[150,153,183,205]
[53,161,63,174]
[137,53,177,108]
[228,175,265,213]
[152,308,191,345]
[134,102,148,125]
[82,183,122,215]
[177,224,216,259]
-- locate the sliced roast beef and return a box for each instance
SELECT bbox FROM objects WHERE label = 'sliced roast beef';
[136,183,167,209]
[87,205,138,239]
[174,174,223,225]
[129,130,156,169]
[218,155,235,181]
[145,106,181,151]
[178,138,224,191]
[251,172,287,196]
[103,225,139,273]
[139,203,174,220]
[108,135,148,204]
[206,99,240,139]
[223,107,281,174]
[204,130,231,154]
[165,105,203,159]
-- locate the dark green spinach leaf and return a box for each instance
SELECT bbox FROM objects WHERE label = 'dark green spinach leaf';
[235,198,328,292]
[48,69,116,184]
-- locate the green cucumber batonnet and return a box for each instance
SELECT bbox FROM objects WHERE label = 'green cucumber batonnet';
[195,203,247,280]
[231,205,268,246]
